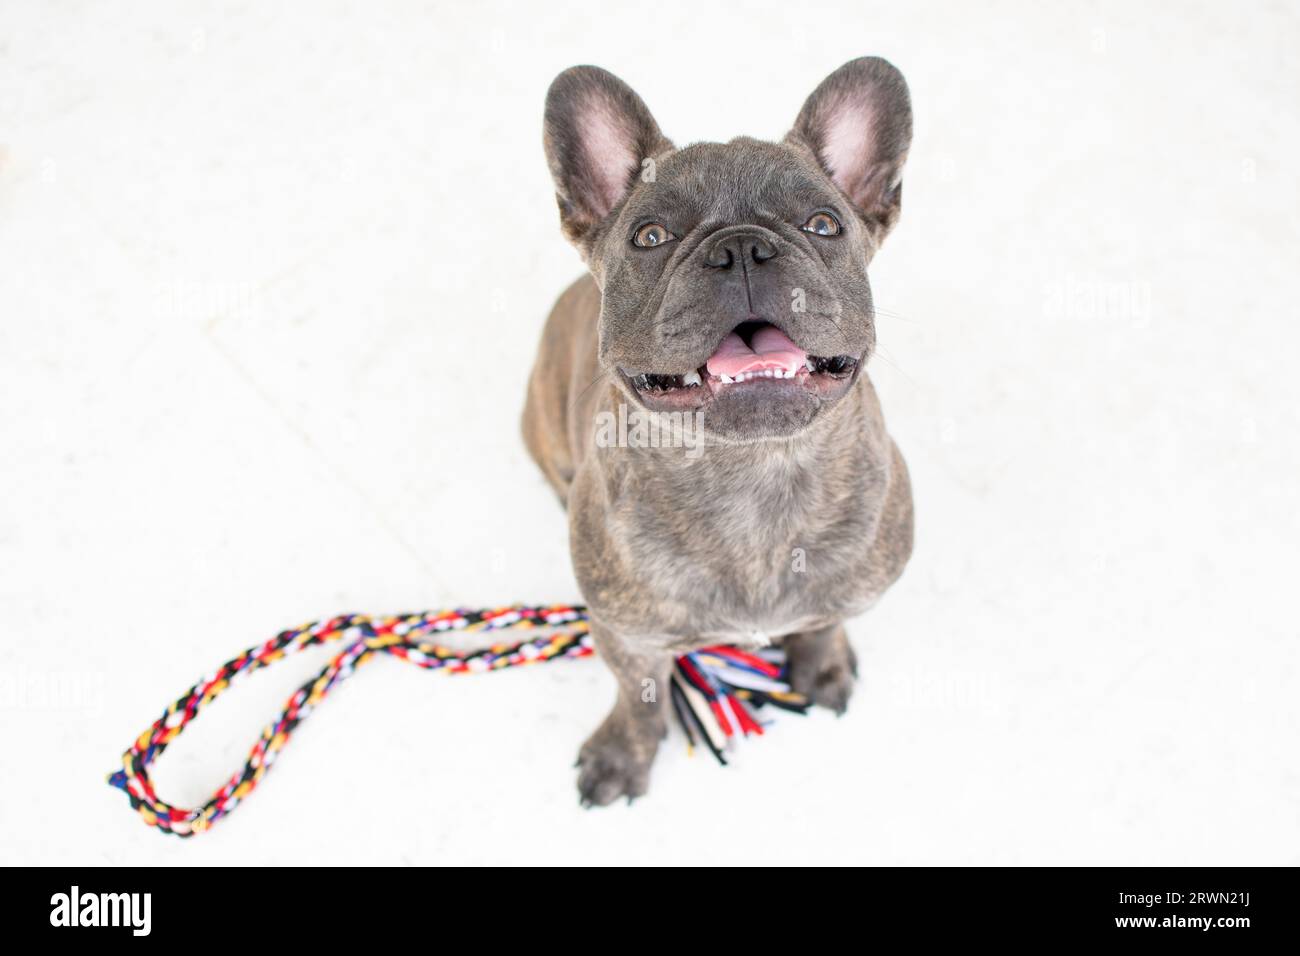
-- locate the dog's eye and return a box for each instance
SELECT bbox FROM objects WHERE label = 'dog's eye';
[633,223,676,248]
[801,211,841,237]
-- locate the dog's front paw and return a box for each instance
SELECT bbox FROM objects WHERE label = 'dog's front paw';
[784,625,858,715]
[576,712,661,807]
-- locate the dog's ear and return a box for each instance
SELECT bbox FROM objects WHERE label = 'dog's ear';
[544,66,673,251]
[787,57,912,246]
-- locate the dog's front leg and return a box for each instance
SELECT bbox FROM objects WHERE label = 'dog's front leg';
[577,622,674,807]
[782,623,858,715]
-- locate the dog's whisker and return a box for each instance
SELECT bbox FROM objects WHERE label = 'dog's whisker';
[870,344,921,390]
[869,307,918,323]
[567,362,619,416]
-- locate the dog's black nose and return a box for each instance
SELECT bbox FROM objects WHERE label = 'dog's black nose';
[704,230,780,269]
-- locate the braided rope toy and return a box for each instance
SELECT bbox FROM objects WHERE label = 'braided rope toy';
[108,604,809,837]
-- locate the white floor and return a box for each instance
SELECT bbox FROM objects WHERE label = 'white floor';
[2,0,1297,865]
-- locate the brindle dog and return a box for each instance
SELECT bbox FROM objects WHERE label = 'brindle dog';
[523,58,914,806]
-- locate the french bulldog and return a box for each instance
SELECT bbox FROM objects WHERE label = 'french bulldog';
[522,57,914,806]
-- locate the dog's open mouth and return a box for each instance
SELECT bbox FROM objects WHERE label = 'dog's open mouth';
[624,321,858,409]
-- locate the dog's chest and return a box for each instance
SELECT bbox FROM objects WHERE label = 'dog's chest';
[656,524,876,644]
[607,459,888,644]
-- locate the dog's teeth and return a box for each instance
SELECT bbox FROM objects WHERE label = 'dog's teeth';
[720,374,733,384]
[726,368,798,381]
[682,370,702,387]
[805,357,816,372]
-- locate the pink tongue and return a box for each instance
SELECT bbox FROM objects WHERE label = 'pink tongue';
[705,325,808,378]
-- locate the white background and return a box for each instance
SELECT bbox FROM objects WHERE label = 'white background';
[2,0,1297,865]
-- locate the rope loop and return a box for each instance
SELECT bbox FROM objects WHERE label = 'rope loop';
[107,605,592,837]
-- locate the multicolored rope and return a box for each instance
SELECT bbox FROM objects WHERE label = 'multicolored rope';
[670,645,810,764]
[108,604,807,837]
